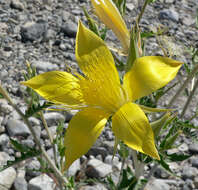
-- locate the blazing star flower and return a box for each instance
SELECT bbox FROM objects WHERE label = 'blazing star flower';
[91,0,130,52]
[22,21,182,169]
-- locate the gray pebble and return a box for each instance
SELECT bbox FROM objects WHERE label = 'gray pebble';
[10,0,25,10]
[20,20,48,42]
[26,160,41,177]
[182,166,198,180]
[44,112,65,126]
[67,159,81,176]
[0,151,11,166]
[61,20,77,38]
[0,167,16,190]
[159,9,179,22]
[6,119,30,137]
[14,177,28,190]
[32,60,58,72]
[189,143,198,154]
[86,158,112,178]
[145,178,170,190]
[28,174,56,190]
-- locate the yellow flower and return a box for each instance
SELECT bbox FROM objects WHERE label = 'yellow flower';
[21,21,183,169]
[91,0,130,52]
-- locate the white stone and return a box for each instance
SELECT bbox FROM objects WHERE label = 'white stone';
[0,167,17,189]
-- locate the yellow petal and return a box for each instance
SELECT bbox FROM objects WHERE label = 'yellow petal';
[76,21,127,112]
[64,108,110,169]
[123,56,183,101]
[91,0,130,52]
[112,102,160,160]
[21,71,84,108]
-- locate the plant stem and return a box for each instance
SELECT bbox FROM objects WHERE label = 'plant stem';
[0,83,70,187]
[168,64,198,107]
[40,111,59,168]
[117,157,126,188]
[137,0,150,24]
[181,78,198,117]
[131,150,144,179]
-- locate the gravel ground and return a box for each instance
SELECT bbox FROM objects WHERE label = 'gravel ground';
[0,0,198,189]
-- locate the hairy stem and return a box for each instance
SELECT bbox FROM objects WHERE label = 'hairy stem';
[181,78,198,117]
[117,157,126,188]
[0,83,70,187]
[40,111,58,168]
[168,64,198,107]
[137,0,150,24]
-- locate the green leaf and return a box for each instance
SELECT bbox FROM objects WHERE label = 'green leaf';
[10,139,30,152]
[166,153,191,162]
[25,101,54,118]
[0,93,3,98]
[158,154,173,174]
[0,148,40,172]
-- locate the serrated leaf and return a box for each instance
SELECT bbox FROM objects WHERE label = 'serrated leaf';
[10,139,30,152]
[25,101,53,118]
[0,149,40,171]
[166,153,191,162]
[158,154,173,174]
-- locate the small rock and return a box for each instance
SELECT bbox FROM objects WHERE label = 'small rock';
[189,143,198,154]
[145,178,170,190]
[0,167,16,190]
[87,147,108,160]
[67,159,81,176]
[26,160,41,177]
[182,166,198,180]
[6,119,30,137]
[79,184,108,190]
[29,117,40,126]
[41,126,57,139]
[0,134,9,147]
[0,151,10,166]
[32,60,58,72]
[178,143,189,152]
[126,3,135,11]
[44,112,65,126]
[0,99,13,114]
[20,20,48,42]
[164,0,174,3]
[194,176,198,189]
[159,9,179,22]
[28,174,56,190]
[14,177,28,190]
[86,158,112,178]
[10,0,24,10]
[191,157,198,168]
[154,166,170,179]
[61,21,77,38]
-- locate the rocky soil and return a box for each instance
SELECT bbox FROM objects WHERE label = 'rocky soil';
[0,0,198,189]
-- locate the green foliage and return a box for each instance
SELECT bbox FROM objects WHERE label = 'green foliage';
[25,101,54,118]
[83,7,107,40]
[0,92,3,98]
[23,62,54,118]
[113,0,126,16]
[0,139,41,171]
[118,167,137,189]
[54,121,66,168]
[166,152,191,162]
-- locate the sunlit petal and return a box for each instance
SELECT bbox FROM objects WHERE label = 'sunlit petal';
[91,0,129,52]
[64,107,110,169]
[112,102,160,160]
[123,56,183,101]
[21,71,84,108]
[76,22,127,112]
